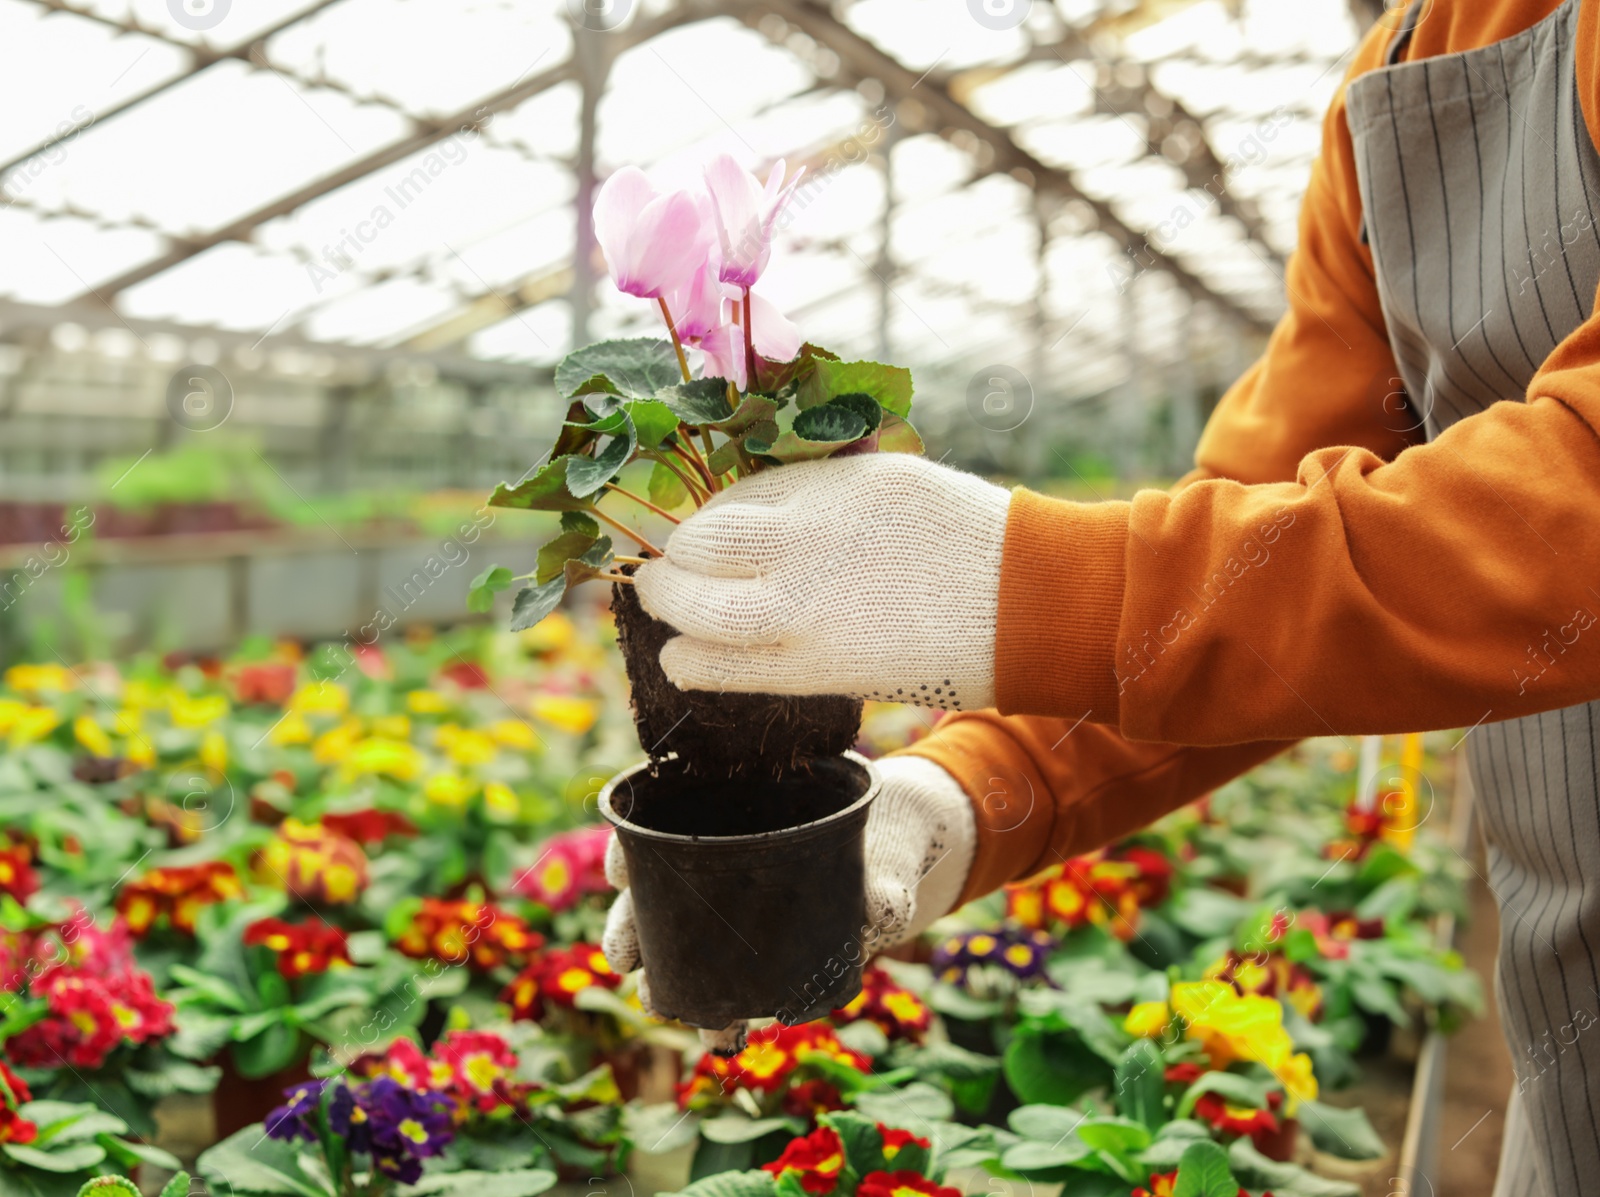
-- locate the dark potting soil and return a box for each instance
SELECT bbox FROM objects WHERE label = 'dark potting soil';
[609,754,869,838]
[611,572,862,779]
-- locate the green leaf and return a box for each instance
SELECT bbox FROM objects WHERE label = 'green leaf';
[509,578,566,631]
[75,1181,140,1197]
[660,1170,778,1197]
[648,461,690,511]
[4,1143,106,1172]
[1297,1100,1386,1160]
[799,358,913,416]
[1076,1118,1151,1156]
[1114,1039,1167,1130]
[877,414,924,455]
[556,339,682,405]
[159,1175,194,1197]
[627,1102,703,1155]
[97,1136,182,1172]
[700,1115,804,1144]
[851,1080,952,1131]
[22,1103,126,1142]
[792,404,868,444]
[1004,1023,1112,1106]
[715,393,781,435]
[561,536,614,586]
[229,1018,302,1078]
[536,531,600,585]
[399,1170,558,1197]
[197,1126,329,1197]
[658,378,735,425]
[467,565,513,614]
[627,400,681,450]
[1227,1139,1361,1197]
[998,1139,1093,1173]
[1008,1105,1087,1143]
[1172,1139,1238,1197]
[561,510,600,537]
[567,420,636,498]
[490,458,594,513]
[706,439,743,477]
[826,393,882,433]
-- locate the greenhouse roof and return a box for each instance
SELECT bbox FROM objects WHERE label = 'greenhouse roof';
[0,0,1366,393]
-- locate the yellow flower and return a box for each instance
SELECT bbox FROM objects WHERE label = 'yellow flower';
[489,719,539,750]
[1125,981,1317,1112]
[424,772,476,807]
[437,725,496,766]
[121,679,169,711]
[482,781,520,821]
[201,729,229,773]
[312,719,364,764]
[4,663,74,694]
[112,709,141,737]
[169,692,229,728]
[371,715,410,740]
[407,689,450,715]
[9,706,60,747]
[270,711,313,746]
[342,737,426,783]
[289,682,349,716]
[528,695,598,736]
[125,734,156,768]
[0,699,25,735]
[73,715,114,758]
[521,611,575,655]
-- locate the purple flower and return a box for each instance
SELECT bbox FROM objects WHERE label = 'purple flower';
[264,1079,326,1143]
[363,1075,456,1172]
[328,1079,370,1153]
[932,926,1057,986]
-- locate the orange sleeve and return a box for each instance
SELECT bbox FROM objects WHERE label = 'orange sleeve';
[904,0,1600,901]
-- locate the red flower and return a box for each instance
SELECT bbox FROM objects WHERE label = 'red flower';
[0,1105,37,1145]
[1195,1092,1279,1140]
[116,862,243,937]
[1163,1062,1205,1085]
[0,845,38,904]
[676,1023,871,1110]
[0,1062,31,1107]
[1131,1172,1260,1197]
[762,1127,846,1195]
[513,827,611,911]
[234,662,297,706]
[878,1126,930,1163]
[502,944,619,1021]
[439,662,490,690]
[855,1172,961,1197]
[395,899,542,972]
[243,918,352,980]
[431,1030,527,1114]
[322,809,419,845]
[782,1079,846,1120]
[1005,842,1175,941]
[7,964,174,1070]
[832,967,931,1044]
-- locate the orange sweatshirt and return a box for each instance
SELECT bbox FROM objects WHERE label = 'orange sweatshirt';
[907,0,1600,903]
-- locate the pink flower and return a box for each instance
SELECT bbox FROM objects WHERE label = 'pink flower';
[700,292,802,389]
[666,256,726,344]
[702,154,804,289]
[594,167,712,300]
[513,826,612,911]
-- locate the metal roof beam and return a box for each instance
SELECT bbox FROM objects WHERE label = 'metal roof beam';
[744,0,1277,334]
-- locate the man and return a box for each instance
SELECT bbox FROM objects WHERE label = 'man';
[604,1,1600,1192]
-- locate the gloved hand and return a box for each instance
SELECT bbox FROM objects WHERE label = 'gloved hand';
[634,454,1013,710]
[601,755,976,1050]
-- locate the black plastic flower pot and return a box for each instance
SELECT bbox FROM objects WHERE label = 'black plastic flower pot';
[599,751,880,1030]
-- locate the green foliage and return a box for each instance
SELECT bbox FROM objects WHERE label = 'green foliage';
[1171,1139,1237,1197]
[555,339,683,405]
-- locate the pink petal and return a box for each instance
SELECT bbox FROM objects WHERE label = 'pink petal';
[704,154,767,288]
[593,167,656,282]
[666,260,724,343]
[699,322,746,390]
[749,291,800,362]
[616,191,711,299]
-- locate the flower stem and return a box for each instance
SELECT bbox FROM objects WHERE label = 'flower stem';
[646,452,710,504]
[603,482,682,523]
[742,289,756,389]
[599,572,636,585]
[677,431,719,492]
[591,508,663,557]
[658,296,692,383]
[614,554,650,566]
[670,442,716,495]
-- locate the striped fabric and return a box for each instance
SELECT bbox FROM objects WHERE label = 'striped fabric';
[1346,2,1600,1192]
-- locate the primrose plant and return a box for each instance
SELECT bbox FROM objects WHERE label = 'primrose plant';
[471,153,924,629]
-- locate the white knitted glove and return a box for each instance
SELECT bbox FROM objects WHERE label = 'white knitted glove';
[601,755,976,1048]
[634,454,1013,711]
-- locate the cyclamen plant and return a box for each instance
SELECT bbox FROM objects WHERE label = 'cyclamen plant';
[471,153,925,629]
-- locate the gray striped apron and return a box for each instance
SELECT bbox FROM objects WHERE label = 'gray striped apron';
[1345,3,1600,1193]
